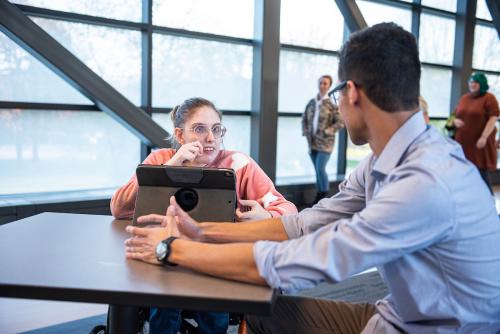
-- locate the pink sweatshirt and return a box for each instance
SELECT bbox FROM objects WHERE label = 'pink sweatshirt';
[110,149,298,219]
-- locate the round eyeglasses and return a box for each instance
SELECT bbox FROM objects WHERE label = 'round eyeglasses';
[186,124,226,139]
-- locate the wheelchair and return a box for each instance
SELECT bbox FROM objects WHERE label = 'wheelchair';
[89,306,246,334]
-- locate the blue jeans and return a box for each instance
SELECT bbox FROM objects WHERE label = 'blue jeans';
[149,307,229,334]
[309,150,331,192]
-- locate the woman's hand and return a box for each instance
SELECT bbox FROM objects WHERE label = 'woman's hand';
[476,136,487,149]
[453,118,465,128]
[166,141,204,166]
[236,199,272,222]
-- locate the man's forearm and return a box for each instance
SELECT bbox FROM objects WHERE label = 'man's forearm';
[198,217,289,243]
[170,239,267,285]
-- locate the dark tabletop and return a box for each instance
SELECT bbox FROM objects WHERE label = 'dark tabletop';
[0,212,276,315]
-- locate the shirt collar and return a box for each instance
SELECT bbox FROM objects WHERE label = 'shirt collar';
[372,111,427,176]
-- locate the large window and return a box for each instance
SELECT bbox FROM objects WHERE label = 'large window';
[419,13,455,66]
[0,109,139,195]
[357,0,412,32]
[421,66,452,117]
[276,117,339,185]
[278,51,339,112]
[153,0,254,39]
[0,32,90,104]
[277,1,344,183]
[421,0,456,12]
[476,0,493,21]
[152,34,252,110]
[280,0,344,51]
[473,25,500,72]
[33,17,142,105]
[12,0,142,22]
[2,0,498,199]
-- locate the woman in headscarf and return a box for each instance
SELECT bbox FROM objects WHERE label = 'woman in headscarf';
[453,72,500,192]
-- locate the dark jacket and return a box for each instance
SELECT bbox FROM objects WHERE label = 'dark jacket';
[302,96,343,153]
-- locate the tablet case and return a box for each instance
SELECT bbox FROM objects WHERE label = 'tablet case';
[132,165,237,225]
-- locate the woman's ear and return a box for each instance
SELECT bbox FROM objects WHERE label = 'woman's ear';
[174,128,184,145]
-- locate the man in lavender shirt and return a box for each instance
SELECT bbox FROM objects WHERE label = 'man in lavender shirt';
[125,23,500,333]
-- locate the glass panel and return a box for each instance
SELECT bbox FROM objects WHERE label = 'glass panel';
[476,0,493,21]
[278,51,339,113]
[484,74,500,105]
[421,66,452,118]
[12,0,142,22]
[473,25,500,72]
[421,0,456,12]
[152,0,253,39]
[346,138,371,175]
[33,17,141,105]
[276,117,339,185]
[419,13,455,65]
[152,34,252,110]
[0,32,91,104]
[357,0,412,32]
[152,113,251,155]
[0,110,140,195]
[280,0,344,50]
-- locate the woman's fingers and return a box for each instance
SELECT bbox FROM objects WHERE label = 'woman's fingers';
[238,199,259,208]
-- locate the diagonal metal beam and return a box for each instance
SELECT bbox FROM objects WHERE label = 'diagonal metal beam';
[486,0,500,38]
[335,0,367,33]
[0,0,168,148]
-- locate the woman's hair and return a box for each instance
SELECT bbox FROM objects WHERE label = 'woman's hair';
[169,97,222,148]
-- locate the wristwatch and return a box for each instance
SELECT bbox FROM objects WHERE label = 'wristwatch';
[156,236,178,266]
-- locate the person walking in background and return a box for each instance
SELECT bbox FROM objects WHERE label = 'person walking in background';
[453,72,499,192]
[302,75,343,204]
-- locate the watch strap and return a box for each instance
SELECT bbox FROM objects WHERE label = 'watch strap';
[162,236,178,266]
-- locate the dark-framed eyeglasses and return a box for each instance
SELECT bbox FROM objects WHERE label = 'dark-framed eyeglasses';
[327,81,348,105]
[187,124,226,139]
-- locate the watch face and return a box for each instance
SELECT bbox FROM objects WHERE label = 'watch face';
[156,241,167,262]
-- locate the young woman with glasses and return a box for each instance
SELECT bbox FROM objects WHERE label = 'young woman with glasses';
[111,97,297,334]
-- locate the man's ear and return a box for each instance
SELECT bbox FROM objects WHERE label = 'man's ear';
[346,80,359,106]
[174,128,184,145]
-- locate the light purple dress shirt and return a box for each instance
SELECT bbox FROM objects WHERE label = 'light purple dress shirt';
[254,111,500,333]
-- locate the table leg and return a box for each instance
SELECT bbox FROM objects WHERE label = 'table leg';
[108,305,140,334]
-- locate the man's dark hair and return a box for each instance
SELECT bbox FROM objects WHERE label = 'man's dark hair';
[338,22,420,112]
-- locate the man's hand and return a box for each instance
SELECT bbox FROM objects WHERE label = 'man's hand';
[124,225,170,264]
[167,196,202,240]
[236,199,272,222]
[125,203,180,264]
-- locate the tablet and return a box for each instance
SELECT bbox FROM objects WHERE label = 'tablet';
[132,165,237,226]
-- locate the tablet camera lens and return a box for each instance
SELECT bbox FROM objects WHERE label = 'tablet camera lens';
[174,188,198,212]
